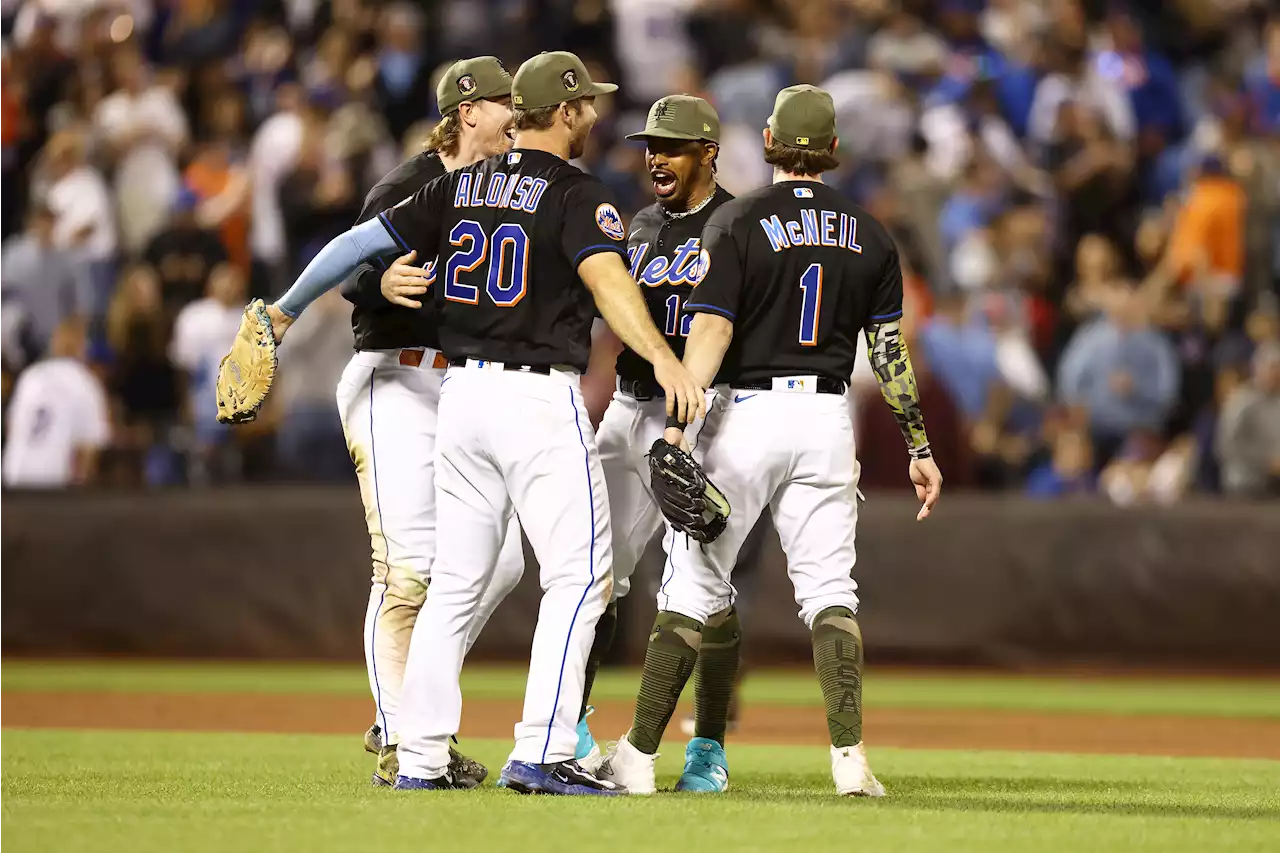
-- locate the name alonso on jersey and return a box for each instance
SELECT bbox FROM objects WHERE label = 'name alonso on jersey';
[452,171,549,212]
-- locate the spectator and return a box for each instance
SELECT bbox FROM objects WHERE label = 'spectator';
[372,3,432,143]
[2,318,110,488]
[1164,155,1246,310]
[1058,283,1181,467]
[37,129,116,319]
[1100,431,1198,506]
[248,84,306,295]
[272,289,353,481]
[104,264,181,487]
[92,44,188,254]
[143,187,229,315]
[278,117,360,279]
[611,0,697,104]
[1215,343,1280,497]
[169,263,246,482]
[867,6,947,85]
[1024,424,1095,498]
[1028,39,1135,150]
[1,201,92,361]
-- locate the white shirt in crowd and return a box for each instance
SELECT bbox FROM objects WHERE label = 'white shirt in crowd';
[611,0,696,104]
[93,84,188,254]
[249,109,305,266]
[170,299,243,416]
[1027,68,1135,146]
[2,357,110,488]
[46,164,117,262]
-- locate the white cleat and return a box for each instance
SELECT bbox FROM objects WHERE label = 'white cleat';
[597,732,658,795]
[831,742,886,797]
[577,742,605,775]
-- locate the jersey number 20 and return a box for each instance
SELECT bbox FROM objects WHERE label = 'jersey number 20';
[798,263,823,346]
[443,220,529,307]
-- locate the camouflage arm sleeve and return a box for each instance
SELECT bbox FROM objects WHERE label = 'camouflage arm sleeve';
[867,320,931,460]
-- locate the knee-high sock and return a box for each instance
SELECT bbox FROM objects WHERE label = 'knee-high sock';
[693,605,740,745]
[626,611,702,754]
[579,598,618,721]
[811,606,863,748]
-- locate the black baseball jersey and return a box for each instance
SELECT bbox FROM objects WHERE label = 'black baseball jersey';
[687,180,902,385]
[340,151,446,351]
[617,185,735,386]
[377,149,628,372]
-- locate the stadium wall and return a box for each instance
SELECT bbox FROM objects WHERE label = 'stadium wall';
[4,489,1278,667]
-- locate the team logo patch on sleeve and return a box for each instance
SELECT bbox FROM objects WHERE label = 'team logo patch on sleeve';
[690,247,711,283]
[457,74,478,96]
[595,203,625,240]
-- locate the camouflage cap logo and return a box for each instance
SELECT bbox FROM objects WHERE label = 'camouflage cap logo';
[562,69,580,92]
[457,74,477,96]
[654,100,675,121]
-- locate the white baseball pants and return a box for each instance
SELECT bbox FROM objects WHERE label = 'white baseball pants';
[595,384,716,601]
[396,362,613,779]
[659,386,861,628]
[336,349,526,744]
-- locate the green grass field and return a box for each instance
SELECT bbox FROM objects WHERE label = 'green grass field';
[4,662,1280,853]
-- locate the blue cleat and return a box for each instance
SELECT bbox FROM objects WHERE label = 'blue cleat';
[675,737,729,793]
[574,706,603,772]
[393,774,455,790]
[497,760,627,796]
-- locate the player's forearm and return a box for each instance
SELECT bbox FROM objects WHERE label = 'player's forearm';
[276,219,399,317]
[867,319,931,459]
[683,312,733,388]
[585,267,676,367]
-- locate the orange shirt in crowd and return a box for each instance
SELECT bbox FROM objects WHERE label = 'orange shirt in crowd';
[184,156,250,274]
[1167,175,1245,285]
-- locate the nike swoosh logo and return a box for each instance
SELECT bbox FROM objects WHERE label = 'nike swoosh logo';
[733,394,757,403]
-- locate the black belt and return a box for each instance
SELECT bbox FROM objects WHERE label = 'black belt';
[447,357,551,375]
[618,376,662,400]
[735,376,847,395]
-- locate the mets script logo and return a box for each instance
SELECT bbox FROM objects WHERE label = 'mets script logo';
[457,74,477,96]
[562,69,580,92]
[595,203,624,240]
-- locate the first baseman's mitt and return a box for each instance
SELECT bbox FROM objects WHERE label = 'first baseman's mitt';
[214,299,278,424]
[648,439,731,543]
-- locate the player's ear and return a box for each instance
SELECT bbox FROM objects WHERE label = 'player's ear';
[762,127,773,148]
[830,135,840,156]
[458,101,477,129]
[702,142,718,168]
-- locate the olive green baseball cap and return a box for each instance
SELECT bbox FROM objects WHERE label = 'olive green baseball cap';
[512,51,618,110]
[436,56,513,116]
[767,84,837,150]
[625,95,720,144]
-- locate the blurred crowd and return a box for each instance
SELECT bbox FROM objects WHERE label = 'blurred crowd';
[1,0,1277,500]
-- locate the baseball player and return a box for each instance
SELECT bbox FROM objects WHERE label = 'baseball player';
[258,51,705,794]
[333,57,527,789]
[600,85,943,797]
[569,94,741,792]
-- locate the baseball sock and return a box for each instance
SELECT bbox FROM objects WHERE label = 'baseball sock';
[627,611,702,754]
[810,606,863,748]
[693,605,740,746]
[579,598,618,721]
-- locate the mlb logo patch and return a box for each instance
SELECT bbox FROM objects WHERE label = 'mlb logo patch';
[595,203,625,240]
[787,378,806,390]
[507,152,522,165]
[793,187,813,198]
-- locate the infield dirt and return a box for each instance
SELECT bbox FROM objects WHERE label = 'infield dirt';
[5,692,1278,759]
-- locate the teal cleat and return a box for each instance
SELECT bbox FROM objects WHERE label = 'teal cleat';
[574,706,604,773]
[675,737,729,793]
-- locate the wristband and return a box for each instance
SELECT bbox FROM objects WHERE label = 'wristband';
[666,414,687,431]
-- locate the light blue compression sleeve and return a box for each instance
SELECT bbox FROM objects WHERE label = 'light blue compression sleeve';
[276,218,401,318]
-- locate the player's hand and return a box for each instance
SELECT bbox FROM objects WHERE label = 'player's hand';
[264,302,295,343]
[909,456,943,521]
[663,426,691,453]
[653,354,706,425]
[381,251,433,309]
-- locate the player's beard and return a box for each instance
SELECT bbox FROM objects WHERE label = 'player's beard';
[567,120,592,160]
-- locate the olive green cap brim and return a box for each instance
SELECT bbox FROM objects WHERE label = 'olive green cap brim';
[625,94,721,144]
[513,51,618,110]
[624,126,709,142]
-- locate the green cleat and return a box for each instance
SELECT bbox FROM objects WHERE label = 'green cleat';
[675,737,729,793]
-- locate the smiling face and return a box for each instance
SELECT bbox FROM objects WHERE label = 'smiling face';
[644,137,715,210]
[468,96,515,157]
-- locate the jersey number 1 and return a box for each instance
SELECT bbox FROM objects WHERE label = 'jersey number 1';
[798,263,823,346]
[443,220,530,307]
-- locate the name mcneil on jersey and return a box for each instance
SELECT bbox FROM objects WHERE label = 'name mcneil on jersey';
[453,170,549,212]
[760,209,863,254]
[627,238,703,287]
